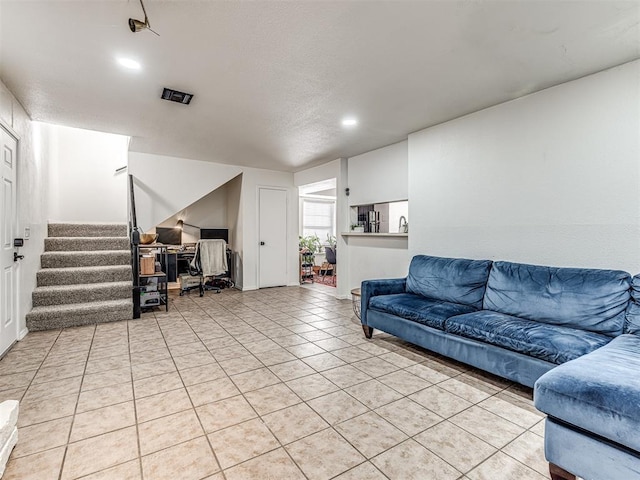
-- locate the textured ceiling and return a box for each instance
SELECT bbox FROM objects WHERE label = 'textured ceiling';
[1,1,638,171]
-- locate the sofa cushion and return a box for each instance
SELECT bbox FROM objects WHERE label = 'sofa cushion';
[445,310,611,364]
[483,261,631,337]
[369,293,476,330]
[405,255,492,309]
[534,334,640,452]
[624,274,640,334]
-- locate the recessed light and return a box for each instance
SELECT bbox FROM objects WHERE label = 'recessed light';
[117,58,141,70]
[342,117,358,127]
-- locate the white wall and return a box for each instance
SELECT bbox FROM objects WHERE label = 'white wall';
[346,236,410,291]
[240,167,298,290]
[344,142,410,294]
[335,159,351,297]
[0,81,51,338]
[409,60,640,273]
[128,152,242,231]
[226,175,242,287]
[47,125,129,223]
[294,159,341,188]
[347,141,408,206]
[154,184,229,244]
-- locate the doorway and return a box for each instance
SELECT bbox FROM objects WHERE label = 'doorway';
[258,187,288,288]
[298,178,337,287]
[0,126,18,356]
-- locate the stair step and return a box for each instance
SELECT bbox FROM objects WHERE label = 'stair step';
[48,223,128,238]
[37,265,132,286]
[32,281,132,307]
[41,250,131,269]
[44,237,129,252]
[26,299,133,331]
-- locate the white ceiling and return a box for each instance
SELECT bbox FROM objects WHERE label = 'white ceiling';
[1,1,638,172]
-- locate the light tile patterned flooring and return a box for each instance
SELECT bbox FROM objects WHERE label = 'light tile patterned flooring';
[0,287,550,480]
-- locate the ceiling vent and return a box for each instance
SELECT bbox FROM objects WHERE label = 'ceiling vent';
[161,88,194,105]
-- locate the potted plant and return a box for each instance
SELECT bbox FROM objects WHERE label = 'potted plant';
[326,234,337,250]
[298,234,324,266]
[351,224,365,233]
[299,234,322,254]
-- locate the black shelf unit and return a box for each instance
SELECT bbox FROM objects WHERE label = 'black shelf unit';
[135,244,169,312]
[300,252,315,284]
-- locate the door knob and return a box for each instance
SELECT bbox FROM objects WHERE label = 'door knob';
[260,241,265,246]
[14,252,24,262]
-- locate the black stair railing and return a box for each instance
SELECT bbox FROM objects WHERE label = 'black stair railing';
[129,174,141,319]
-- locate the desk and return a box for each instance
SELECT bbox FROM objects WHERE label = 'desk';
[177,252,194,274]
[159,254,177,282]
[159,251,196,282]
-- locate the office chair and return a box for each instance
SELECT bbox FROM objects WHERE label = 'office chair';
[179,239,230,296]
[321,246,336,285]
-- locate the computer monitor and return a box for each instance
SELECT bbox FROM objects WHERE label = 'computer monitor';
[200,228,228,243]
[156,227,182,245]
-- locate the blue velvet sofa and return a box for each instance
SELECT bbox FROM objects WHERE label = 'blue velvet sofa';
[361,255,639,480]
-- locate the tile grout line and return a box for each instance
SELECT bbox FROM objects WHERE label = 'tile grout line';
[57,323,98,480]
[152,303,230,480]
[127,318,145,480]
[12,329,63,404]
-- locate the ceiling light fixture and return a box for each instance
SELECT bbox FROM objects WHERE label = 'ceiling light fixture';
[129,0,159,36]
[342,117,358,127]
[117,58,141,70]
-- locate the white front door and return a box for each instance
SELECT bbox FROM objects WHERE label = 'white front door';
[0,128,17,356]
[258,187,287,288]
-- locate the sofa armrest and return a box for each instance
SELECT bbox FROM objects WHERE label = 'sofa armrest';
[360,278,406,326]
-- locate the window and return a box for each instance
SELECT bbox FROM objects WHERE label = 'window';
[301,198,335,241]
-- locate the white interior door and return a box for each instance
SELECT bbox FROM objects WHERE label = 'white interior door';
[259,187,287,288]
[0,128,17,356]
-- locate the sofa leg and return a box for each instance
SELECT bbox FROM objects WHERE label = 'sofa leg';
[362,325,373,339]
[549,463,576,480]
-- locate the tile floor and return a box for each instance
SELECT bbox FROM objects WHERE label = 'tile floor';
[0,286,551,480]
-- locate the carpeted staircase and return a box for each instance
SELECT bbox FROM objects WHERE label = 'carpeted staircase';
[26,223,133,331]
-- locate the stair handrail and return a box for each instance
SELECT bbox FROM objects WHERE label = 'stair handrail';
[128,174,140,245]
[128,174,141,319]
